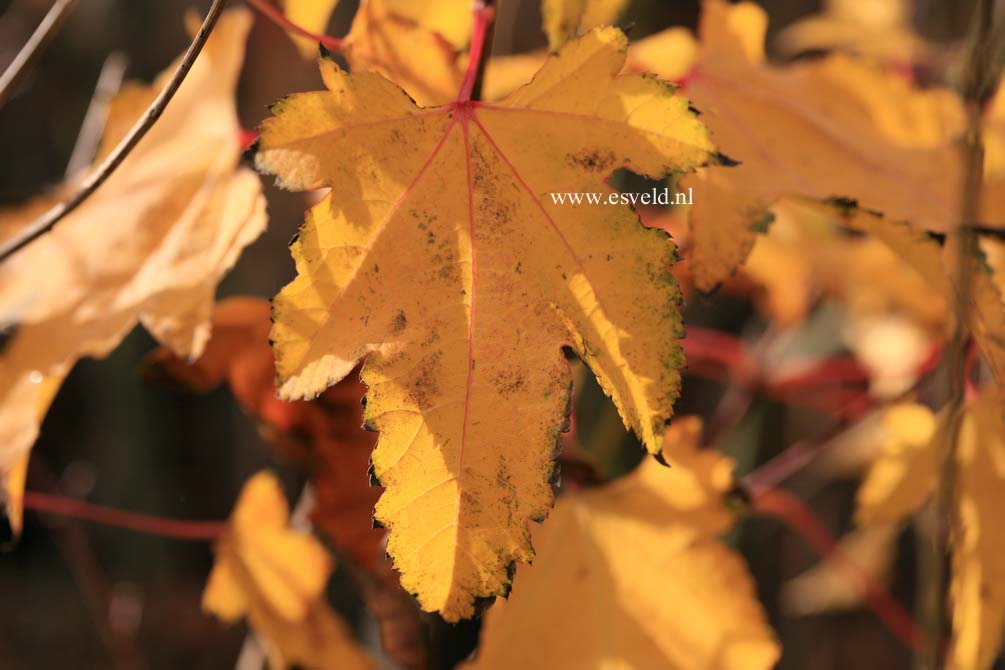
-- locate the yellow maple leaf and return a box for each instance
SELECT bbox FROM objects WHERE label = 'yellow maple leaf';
[809,402,938,480]
[832,201,1005,392]
[631,0,1005,291]
[481,52,547,103]
[203,471,374,670]
[468,417,779,670]
[741,198,947,331]
[254,27,718,620]
[482,27,696,104]
[721,193,1005,399]
[0,8,267,531]
[1,452,29,541]
[383,0,470,48]
[343,0,464,107]
[281,0,341,57]
[542,0,629,51]
[775,0,929,64]
[857,394,1005,669]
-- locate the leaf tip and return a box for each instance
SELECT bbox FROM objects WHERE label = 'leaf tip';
[241,137,260,166]
[712,151,741,167]
[652,449,670,467]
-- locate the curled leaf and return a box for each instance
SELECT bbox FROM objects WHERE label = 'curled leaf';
[632,0,1004,290]
[0,9,266,534]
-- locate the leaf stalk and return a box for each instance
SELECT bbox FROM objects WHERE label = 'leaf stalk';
[457,1,496,102]
[243,0,344,50]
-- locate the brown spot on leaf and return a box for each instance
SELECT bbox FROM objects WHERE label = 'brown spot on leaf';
[392,310,407,333]
[566,148,617,172]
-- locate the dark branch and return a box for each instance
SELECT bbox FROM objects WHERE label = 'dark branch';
[0,0,79,108]
[0,0,232,263]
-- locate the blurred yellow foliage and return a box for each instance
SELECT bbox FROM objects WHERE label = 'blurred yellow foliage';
[203,472,374,670]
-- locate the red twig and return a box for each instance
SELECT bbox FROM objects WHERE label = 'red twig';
[768,355,870,391]
[671,66,699,90]
[244,0,344,51]
[743,441,820,494]
[681,326,758,398]
[238,128,260,150]
[683,327,945,420]
[749,487,927,653]
[24,491,226,541]
[456,2,495,102]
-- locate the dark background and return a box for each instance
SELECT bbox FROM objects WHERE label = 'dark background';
[0,1,981,668]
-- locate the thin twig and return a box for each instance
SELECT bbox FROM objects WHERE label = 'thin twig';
[0,0,231,263]
[244,0,343,50]
[923,2,998,668]
[27,462,149,670]
[64,52,128,179]
[0,0,78,107]
[749,487,927,654]
[24,491,226,541]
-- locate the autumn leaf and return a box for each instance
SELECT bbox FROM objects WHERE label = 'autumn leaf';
[542,0,629,51]
[204,471,374,670]
[827,200,1005,392]
[281,0,340,57]
[857,393,1005,669]
[0,9,266,532]
[149,298,430,667]
[468,417,779,670]
[798,402,937,487]
[343,0,464,107]
[775,0,929,64]
[481,52,548,103]
[0,365,59,540]
[720,200,941,400]
[144,297,384,570]
[254,27,718,620]
[630,0,1005,291]
[739,198,947,331]
[715,189,1005,398]
[782,524,900,616]
[482,25,696,103]
[0,453,29,542]
[383,0,470,48]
